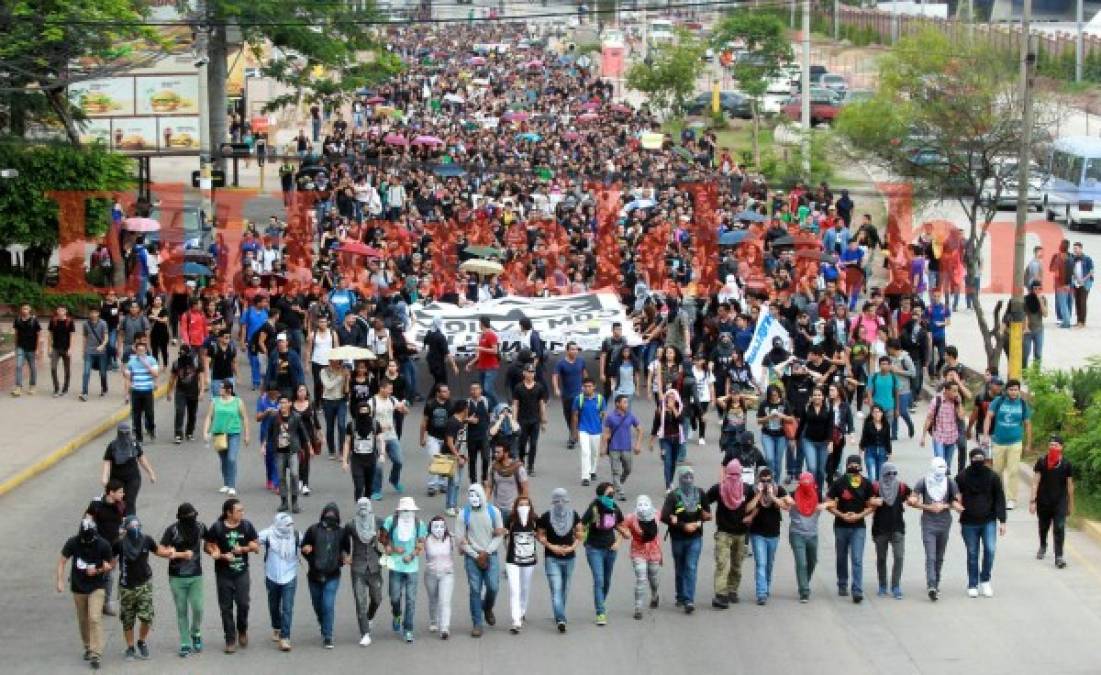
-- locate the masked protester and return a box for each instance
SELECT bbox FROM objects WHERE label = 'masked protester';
[705,459,752,608]
[258,512,301,652]
[660,464,711,614]
[789,472,825,603]
[57,517,114,670]
[1030,435,1075,569]
[505,494,538,633]
[114,515,159,661]
[871,462,910,599]
[581,482,626,625]
[956,447,1008,598]
[455,484,506,637]
[101,422,156,517]
[342,402,380,502]
[827,454,875,603]
[160,503,207,657]
[342,498,384,646]
[301,503,347,649]
[382,497,426,643]
[744,467,789,605]
[423,515,455,640]
[536,488,583,632]
[623,494,663,619]
[908,457,961,601]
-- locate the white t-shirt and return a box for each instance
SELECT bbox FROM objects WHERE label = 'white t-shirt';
[692,366,714,403]
[371,395,398,441]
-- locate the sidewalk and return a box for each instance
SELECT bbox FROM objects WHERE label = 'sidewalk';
[0,327,165,496]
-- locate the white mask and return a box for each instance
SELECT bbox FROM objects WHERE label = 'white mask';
[468,489,482,509]
[516,505,531,523]
[430,521,446,539]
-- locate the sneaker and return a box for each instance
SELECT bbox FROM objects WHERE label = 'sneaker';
[300,484,311,496]
[756,596,767,605]
[509,625,520,634]
[1006,500,1016,510]
[581,478,590,487]
[877,586,887,597]
[440,631,449,640]
[9,389,20,397]
[278,502,289,512]
[967,587,979,598]
[1037,545,1047,560]
[186,434,194,441]
[712,597,729,610]
[1056,556,1067,569]
[892,588,903,600]
[238,632,248,648]
[675,599,684,608]
[394,483,405,494]
[729,593,739,604]
[279,639,291,652]
[567,440,576,449]
[137,641,149,659]
[272,630,281,642]
[838,588,849,597]
[177,645,191,658]
[292,504,301,514]
[617,492,626,501]
[684,603,695,614]
[698,437,706,445]
[323,638,334,649]
[174,435,183,444]
[590,473,597,481]
[484,606,496,626]
[649,593,659,609]
[445,507,457,517]
[90,656,101,670]
[223,642,237,654]
[471,627,483,638]
[928,587,939,601]
[980,582,994,598]
[371,492,383,501]
[595,613,607,626]
[191,635,202,653]
[26,386,35,395]
[429,623,438,633]
[79,394,88,401]
[392,615,401,632]
[219,486,230,494]
[528,469,537,478]
[125,647,136,661]
[227,488,237,496]
[404,631,414,643]
[52,391,60,398]
[557,621,567,633]
[633,609,644,619]
[359,633,372,647]
[852,594,863,604]
[427,487,437,497]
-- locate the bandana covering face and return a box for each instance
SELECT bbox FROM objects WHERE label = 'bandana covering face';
[720,459,745,510]
[267,512,297,561]
[354,497,376,543]
[878,462,901,506]
[1046,441,1063,470]
[635,494,659,542]
[674,465,700,511]
[926,457,948,502]
[549,488,573,538]
[793,472,818,516]
[111,422,138,465]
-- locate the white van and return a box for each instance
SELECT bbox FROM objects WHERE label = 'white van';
[1043,136,1101,230]
[647,19,676,45]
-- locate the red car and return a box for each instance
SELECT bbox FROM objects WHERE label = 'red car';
[781,89,841,126]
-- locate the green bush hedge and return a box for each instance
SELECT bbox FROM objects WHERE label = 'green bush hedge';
[1026,360,1101,493]
[0,275,102,317]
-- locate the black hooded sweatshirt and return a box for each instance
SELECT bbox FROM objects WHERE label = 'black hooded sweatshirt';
[302,502,350,582]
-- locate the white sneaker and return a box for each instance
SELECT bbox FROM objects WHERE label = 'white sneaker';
[980,582,994,598]
[300,482,311,495]
[219,486,230,493]
[227,488,237,496]
[698,437,706,446]
[358,633,372,647]
[428,624,438,633]
[1006,500,1016,510]
[967,587,979,598]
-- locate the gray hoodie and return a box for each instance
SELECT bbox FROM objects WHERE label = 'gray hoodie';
[455,484,503,558]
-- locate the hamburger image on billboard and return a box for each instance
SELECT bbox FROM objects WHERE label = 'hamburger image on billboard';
[112,118,157,151]
[159,117,200,149]
[69,77,134,117]
[137,76,198,115]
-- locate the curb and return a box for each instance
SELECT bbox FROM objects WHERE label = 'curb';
[0,382,169,499]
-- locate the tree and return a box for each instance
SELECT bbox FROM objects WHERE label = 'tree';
[835,28,1054,369]
[0,0,165,145]
[626,31,706,118]
[710,12,792,169]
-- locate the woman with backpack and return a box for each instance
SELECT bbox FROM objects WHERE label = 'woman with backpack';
[505,494,538,633]
[301,502,346,649]
[907,457,961,601]
[423,514,455,640]
[623,494,663,619]
[859,404,892,482]
[258,512,301,652]
[342,498,383,646]
[660,464,711,614]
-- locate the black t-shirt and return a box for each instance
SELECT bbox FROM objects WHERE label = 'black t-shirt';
[160,522,207,577]
[704,484,749,535]
[506,519,538,566]
[443,416,465,454]
[112,535,157,588]
[86,498,125,544]
[13,316,41,351]
[536,510,581,559]
[870,483,911,537]
[61,535,114,594]
[205,342,236,380]
[828,476,875,529]
[103,442,144,483]
[513,382,547,424]
[660,489,710,539]
[204,519,259,576]
[757,400,790,437]
[101,301,122,330]
[275,297,303,331]
[424,399,452,440]
[48,318,75,352]
[466,399,490,442]
[172,356,201,398]
[1034,458,1074,513]
[254,322,278,353]
[580,500,624,549]
[746,484,787,537]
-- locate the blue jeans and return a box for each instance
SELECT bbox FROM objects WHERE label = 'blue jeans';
[750,534,778,600]
[961,521,997,588]
[444,465,461,510]
[659,438,686,488]
[14,347,37,388]
[321,399,347,456]
[584,545,617,615]
[308,576,340,640]
[217,433,242,488]
[834,526,866,597]
[1023,330,1044,366]
[1055,289,1072,327]
[788,436,803,479]
[265,577,296,639]
[864,445,887,481]
[893,393,914,438]
[670,536,702,605]
[932,440,955,474]
[372,439,404,494]
[802,438,830,493]
[248,351,263,388]
[81,353,107,395]
[388,570,418,632]
[761,434,785,479]
[107,328,118,369]
[400,359,417,400]
[479,368,499,409]
[463,553,499,628]
[311,118,321,141]
[210,377,235,401]
[544,556,575,624]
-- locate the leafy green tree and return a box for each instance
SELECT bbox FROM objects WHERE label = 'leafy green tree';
[626,31,706,118]
[835,28,1053,368]
[711,13,792,169]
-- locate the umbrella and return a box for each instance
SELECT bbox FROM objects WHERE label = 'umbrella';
[502,111,529,122]
[719,230,751,246]
[123,217,160,233]
[364,95,386,105]
[459,258,504,276]
[383,133,409,146]
[770,235,796,248]
[610,103,632,114]
[515,132,542,142]
[468,56,487,65]
[443,93,465,104]
[327,345,376,361]
[340,241,384,257]
[580,100,602,111]
[672,146,695,161]
[432,163,467,177]
[412,135,445,146]
[625,198,656,212]
[640,132,664,150]
[463,245,503,259]
[577,112,599,123]
[182,262,213,277]
[796,250,838,263]
[562,131,581,141]
[734,210,768,223]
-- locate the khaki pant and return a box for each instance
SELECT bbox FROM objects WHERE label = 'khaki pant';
[74,589,106,658]
[713,531,746,598]
[992,441,1023,502]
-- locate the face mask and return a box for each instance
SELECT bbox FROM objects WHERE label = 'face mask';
[468,490,483,509]
[517,505,531,523]
[971,456,986,468]
[430,522,446,539]
[599,495,615,510]
[127,524,142,541]
[322,513,339,527]
[847,465,862,475]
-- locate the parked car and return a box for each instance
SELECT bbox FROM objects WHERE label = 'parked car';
[780,89,841,125]
[842,89,873,104]
[686,91,753,119]
[819,73,848,96]
[980,160,1048,211]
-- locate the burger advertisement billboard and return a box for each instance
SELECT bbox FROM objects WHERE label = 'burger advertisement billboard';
[136,76,198,115]
[111,118,158,152]
[69,78,134,117]
[157,117,200,150]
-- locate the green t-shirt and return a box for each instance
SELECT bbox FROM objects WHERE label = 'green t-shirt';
[382,516,427,574]
[866,372,897,412]
[990,396,1031,445]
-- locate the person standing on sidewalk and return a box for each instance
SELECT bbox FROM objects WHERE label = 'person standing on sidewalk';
[258,512,300,652]
[48,305,76,397]
[11,303,41,397]
[160,503,206,658]
[301,502,347,649]
[81,307,110,401]
[100,422,156,516]
[982,378,1032,510]
[343,498,383,646]
[57,516,114,670]
[512,364,548,475]
[465,316,501,408]
[705,460,751,608]
[167,345,202,444]
[600,394,641,500]
[123,342,159,443]
[553,342,588,449]
[660,464,710,614]
[1030,435,1075,569]
[572,379,606,487]
[827,455,876,604]
[455,483,505,638]
[870,462,909,599]
[113,515,159,661]
[1050,239,1073,328]
[957,447,1007,598]
[1069,241,1094,328]
[1023,280,1048,367]
[204,498,260,653]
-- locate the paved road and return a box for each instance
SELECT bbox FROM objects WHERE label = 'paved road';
[3,353,1101,674]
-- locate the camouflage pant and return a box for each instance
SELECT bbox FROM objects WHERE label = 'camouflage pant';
[119,582,154,630]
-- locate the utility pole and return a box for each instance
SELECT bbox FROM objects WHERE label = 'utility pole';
[194,0,213,231]
[790,0,795,29]
[967,0,974,42]
[1076,0,1084,83]
[1009,0,1035,381]
[833,0,839,41]
[801,0,811,177]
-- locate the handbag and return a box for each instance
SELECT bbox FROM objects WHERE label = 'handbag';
[213,433,229,452]
[428,453,457,476]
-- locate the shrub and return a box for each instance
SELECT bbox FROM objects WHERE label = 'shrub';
[0,275,102,317]
[1024,365,1082,451]
[1066,398,1101,492]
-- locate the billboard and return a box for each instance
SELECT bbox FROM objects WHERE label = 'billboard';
[135,75,199,115]
[69,78,135,117]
